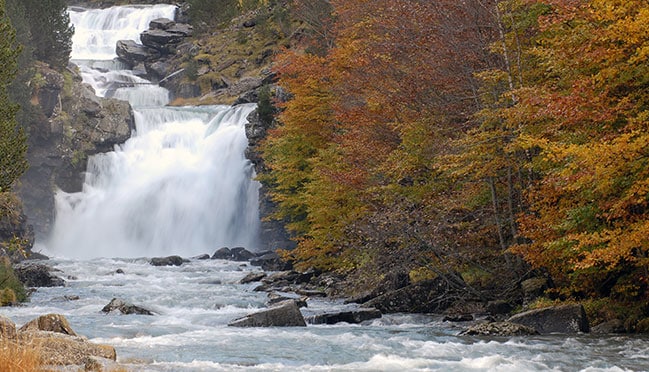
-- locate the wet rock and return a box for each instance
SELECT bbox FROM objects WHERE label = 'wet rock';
[149,255,185,266]
[140,25,192,54]
[115,269,125,274]
[211,247,255,261]
[192,254,211,260]
[116,40,160,65]
[13,263,65,287]
[250,251,292,271]
[0,314,17,340]
[228,300,306,327]
[507,304,589,334]
[150,17,175,30]
[459,321,539,336]
[443,314,474,322]
[307,308,382,325]
[101,298,154,315]
[18,330,116,366]
[240,271,267,284]
[19,313,78,336]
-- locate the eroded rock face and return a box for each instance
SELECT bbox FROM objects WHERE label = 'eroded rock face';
[18,65,134,239]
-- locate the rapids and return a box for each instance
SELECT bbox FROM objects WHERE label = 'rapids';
[3,4,649,371]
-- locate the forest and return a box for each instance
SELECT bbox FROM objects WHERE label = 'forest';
[260,0,649,325]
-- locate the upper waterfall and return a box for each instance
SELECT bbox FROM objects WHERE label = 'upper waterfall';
[48,5,260,259]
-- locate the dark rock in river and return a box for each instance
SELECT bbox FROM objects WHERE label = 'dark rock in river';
[507,304,589,334]
[101,298,154,315]
[13,263,65,287]
[228,300,306,327]
[149,255,185,266]
[116,40,160,65]
[266,293,308,308]
[240,271,267,284]
[211,247,255,261]
[459,321,539,336]
[591,319,626,334]
[307,308,382,325]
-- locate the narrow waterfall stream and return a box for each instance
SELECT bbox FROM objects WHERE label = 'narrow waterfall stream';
[4,4,649,372]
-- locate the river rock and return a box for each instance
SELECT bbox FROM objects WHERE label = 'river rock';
[13,262,65,287]
[18,330,117,366]
[250,251,292,271]
[459,321,539,336]
[361,277,455,314]
[507,304,589,334]
[266,293,308,308]
[591,319,626,334]
[307,308,382,325]
[228,300,306,327]
[240,271,267,284]
[140,25,192,54]
[116,39,160,65]
[211,247,255,261]
[150,255,185,266]
[0,314,17,340]
[19,314,78,336]
[101,298,154,315]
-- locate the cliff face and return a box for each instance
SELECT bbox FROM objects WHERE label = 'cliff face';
[18,63,133,239]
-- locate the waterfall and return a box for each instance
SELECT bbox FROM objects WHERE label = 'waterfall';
[48,5,260,259]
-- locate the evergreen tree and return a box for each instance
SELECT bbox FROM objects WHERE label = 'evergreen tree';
[0,0,27,192]
[22,0,73,69]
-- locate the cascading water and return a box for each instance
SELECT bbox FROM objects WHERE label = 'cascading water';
[48,5,260,259]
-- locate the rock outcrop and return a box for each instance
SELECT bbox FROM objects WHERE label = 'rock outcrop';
[507,304,589,334]
[18,64,134,239]
[19,314,78,336]
[13,262,65,287]
[228,300,307,327]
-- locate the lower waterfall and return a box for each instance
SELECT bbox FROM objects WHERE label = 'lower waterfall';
[47,5,260,259]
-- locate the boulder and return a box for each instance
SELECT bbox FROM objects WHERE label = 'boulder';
[307,308,382,325]
[240,271,267,284]
[250,251,292,271]
[19,314,77,336]
[140,26,192,54]
[101,298,154,315]
[145,60,172,80]
[18,331,116,366]
[211,247,255,261]
[361,277,456,314]
[591,319,626,334]
[150,17,175,30]
[459,321,539,336]
[0,314,17,340]
[507,304,589,334]
[192,254,211,260]
[228,301,306,327]
[149,255,185,266]
[116,40,160,65]
[13,263,65,287]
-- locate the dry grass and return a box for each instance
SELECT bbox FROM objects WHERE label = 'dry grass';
[0,340,43,372]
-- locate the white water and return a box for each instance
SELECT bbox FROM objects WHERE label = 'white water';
[7,4,649,372]
[48,5,260,259]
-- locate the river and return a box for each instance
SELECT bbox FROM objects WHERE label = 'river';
[3,4,649,371]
